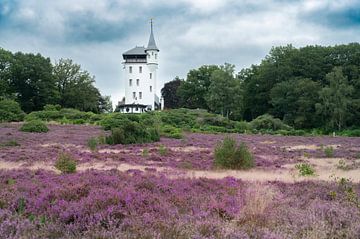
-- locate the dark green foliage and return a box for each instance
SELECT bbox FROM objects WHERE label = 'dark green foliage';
[214,137,254,169]
[250,114,292,131]
[177,65,219,109]
[0,99,25,122]
[55,153,77,174]
[53,59,102,113]
[20,120,49,133]
[161,77,183,109]
[105,120,160,145]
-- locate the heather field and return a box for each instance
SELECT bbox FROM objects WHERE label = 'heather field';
[1,123,360,238]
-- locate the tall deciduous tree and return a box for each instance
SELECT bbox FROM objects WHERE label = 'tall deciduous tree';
[177,65,219,109]
[10,52,59,112]
[161,76,183,109]
[316,67,354,130]
[205,63,243,119]
[270,78,320,129]
[53,59,101,112]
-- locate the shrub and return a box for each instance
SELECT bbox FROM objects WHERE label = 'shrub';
[250,114,292,131]
[214,137,254,169]
[105,120,160,145]
[295,163,315,176]
[160,125,183,139]
[87,137,98,151]
[142,148,149,157]
[158,145,168,156]
[235,121,250,133]
[20,120,49,133]
[0,99,25,122]
[1,140,20,147]
[43,104,61,111]
[324,146,334,157]
[55,153,77,174]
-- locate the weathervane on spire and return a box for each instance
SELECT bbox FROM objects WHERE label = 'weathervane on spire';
[150,18,154,32]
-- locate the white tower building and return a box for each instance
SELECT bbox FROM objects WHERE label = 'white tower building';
[118,20,160,113]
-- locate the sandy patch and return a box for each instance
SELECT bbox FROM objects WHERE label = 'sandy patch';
[260,141,276,144]
[283,144,341,151]
[170,146,210,153]
[1,157,360,183]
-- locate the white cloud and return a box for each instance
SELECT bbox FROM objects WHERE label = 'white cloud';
[1,0,359,106]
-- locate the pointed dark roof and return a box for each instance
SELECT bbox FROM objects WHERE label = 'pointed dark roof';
[146,20,159,51]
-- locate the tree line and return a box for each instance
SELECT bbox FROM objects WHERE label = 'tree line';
[161,43,360,130]
[0,48,112,113]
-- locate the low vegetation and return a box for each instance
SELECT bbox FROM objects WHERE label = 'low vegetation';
[324,146,334,157]
[20,120,49,133]
[295,163,315,176]
[54,153,77,174]
[0,99,25,122]
[0,139,20,147]
[214,137,254,169]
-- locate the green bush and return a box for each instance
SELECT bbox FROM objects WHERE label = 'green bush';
[214,137,254,169]
[324,146,334,157]
[160,125,183,139]
[105,120,160,145]
[0,99,25,122]
[55,153,77,174]
[158,145,168,156]
[87,137,98,151]
[43,104,61,111]
[20,120,49,133]
[0,140,20,147]
[235,121,250,133]
[250,114,292,131]
[295,163,315,176]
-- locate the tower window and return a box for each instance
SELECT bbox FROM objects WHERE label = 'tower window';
[155,54,157,59]
[129,79,132,86]
[139,92,142,99]
[136,79,139,86]
[152,52,154,55]
[129,66,132,73]
[133,92,136,99]
[139,66,142,73]
[150,73,152,79]
[150,86,152,92]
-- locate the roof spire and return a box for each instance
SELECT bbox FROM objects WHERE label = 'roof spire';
[147,18,159,51]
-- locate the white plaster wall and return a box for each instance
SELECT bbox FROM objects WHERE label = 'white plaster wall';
[124,62,157,110]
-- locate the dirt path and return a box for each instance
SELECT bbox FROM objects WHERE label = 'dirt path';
[1,158,359,183]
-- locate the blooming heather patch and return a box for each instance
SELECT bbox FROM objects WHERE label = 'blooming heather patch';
[0,170,359,238]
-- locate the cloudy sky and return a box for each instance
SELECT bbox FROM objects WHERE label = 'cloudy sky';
[1,0,359,105]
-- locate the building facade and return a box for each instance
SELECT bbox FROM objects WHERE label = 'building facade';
[118,21,161,113]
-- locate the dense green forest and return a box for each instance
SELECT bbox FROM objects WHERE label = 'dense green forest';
[162,43,360,130]
[1,43,360,132]
[0,48,112,113]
